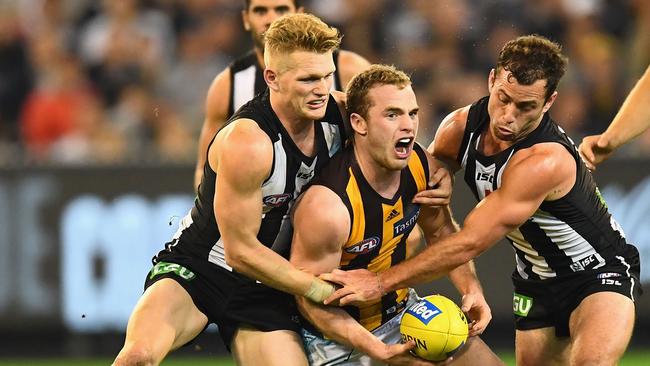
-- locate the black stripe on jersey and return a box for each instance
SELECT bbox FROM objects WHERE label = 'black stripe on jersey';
[518,221,573,277]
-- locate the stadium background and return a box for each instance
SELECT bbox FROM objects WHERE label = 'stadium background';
[0,0,649,364]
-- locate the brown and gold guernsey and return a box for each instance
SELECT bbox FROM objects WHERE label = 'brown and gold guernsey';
[310,143,430,331]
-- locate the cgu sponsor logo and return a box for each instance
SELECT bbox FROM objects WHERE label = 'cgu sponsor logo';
[263,193,292,207]
[513,293,533,316]
[406,300,442,325]
[345,237,380,255]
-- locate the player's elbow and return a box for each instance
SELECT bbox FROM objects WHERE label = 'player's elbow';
[223,240,251,272]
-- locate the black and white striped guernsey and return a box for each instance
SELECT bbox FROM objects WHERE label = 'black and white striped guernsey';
[161,89,346,272]
[458,96,637,281]
[227,50,344,116]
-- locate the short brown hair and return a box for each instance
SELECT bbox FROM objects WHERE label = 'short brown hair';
[346,64,412,120]
[263,13,341,56]
[497,35,568,100]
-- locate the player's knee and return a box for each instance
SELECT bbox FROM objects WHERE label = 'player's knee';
[113,344,157,366]
[570,351,620,366]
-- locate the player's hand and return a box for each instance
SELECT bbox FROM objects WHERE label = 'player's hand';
[375,340,453,366]
[320,268,382,306]
[460,292,492,337]
[578,134,614,171]
[413,166,451,206]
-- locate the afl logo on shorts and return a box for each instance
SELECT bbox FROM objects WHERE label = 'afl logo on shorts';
[263,193,292,207]
[345,237,380,254]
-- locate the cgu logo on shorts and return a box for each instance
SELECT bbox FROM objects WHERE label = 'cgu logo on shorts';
[345,237,380,255]
[513,293,533,317]
[263,193,292,207]
[149,261,196,281]
[406,299,442,325]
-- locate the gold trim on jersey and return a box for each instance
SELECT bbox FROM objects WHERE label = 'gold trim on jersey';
[408,151,428,192]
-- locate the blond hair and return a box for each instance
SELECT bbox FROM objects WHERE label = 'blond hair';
[346,64,412,120]
[264,13,341,56]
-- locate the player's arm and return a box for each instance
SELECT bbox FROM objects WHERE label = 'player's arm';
[419,149,491,336]
[290,186,432,365]
[211,119,334,303]
[324,144,574,305]
[377,144,575,293]
[579,65,650,170]
[195,68,231,191]
[336,50,371,90]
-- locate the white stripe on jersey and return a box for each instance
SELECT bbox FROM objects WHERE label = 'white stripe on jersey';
[261,135,288,213]
[172,208,194,241]
[531,209,605,269]
[616,255,635,301]
[460,132,474,169]
[508,228,557,278]
[514,251,529,279]
[320,122,342,157]
[208,237,232,271]
[233,65,256,112]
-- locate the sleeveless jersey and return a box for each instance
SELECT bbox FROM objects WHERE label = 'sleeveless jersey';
[160,89,346,273]
[311,143,430,331]
[458,96,636,280]
[227,50,344,116]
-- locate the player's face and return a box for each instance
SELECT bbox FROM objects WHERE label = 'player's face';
[243,0,299,50]
[364,84,419,171]
[275,50,335,121]
[487,69,556,144]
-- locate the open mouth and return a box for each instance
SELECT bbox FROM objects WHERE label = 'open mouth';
[395,137,414,158]
[307,99,326,110]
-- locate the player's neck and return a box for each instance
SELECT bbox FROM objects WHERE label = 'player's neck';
[354,144,401,199]
[271,94,316,156]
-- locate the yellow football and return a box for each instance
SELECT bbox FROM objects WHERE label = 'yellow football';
[400,294,468,361]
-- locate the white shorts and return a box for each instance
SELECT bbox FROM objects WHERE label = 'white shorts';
[301,289,420,366]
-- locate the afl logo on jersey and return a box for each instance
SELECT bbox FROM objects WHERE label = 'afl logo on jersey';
[345,237,380,255]
[263,193,292,207]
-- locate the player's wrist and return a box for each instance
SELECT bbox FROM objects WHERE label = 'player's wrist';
[304,278,335,303]
[376,272,387,297]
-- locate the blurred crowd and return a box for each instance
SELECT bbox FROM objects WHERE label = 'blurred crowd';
[0,0,649,165]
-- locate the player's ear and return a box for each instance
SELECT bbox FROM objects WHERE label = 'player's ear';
[488,68,496,92]
[542,91,558,113]
[242,10,251,31]
[264,68,280,91]
[350,113,367,136]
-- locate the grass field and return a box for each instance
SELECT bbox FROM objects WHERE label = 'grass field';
[1,351,649,366]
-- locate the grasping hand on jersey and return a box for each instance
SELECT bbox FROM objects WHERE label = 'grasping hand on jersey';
[412,165,452,206]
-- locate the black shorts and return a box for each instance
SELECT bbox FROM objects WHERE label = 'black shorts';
[143,251,301,350]
[512,263,642,337]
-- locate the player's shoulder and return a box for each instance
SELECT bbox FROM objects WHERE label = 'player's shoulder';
[509,142,576,183]
[336,49,371,88]
[205,67,232,117]
[217,118,271,153]
[295,184,348,227]
[430,105,471,167]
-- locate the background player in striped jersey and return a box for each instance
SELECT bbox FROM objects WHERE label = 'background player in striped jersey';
[321,36,642,366]
[193,0,370,190]
[290,65,503,366]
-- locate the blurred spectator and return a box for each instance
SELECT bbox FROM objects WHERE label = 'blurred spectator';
[77,0,174,105]
[0,4,33,142]
[0,0,648,165]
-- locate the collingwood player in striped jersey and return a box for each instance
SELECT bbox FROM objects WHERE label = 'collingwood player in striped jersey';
[321,36,642,366]
[193,0,370,190]
[114,15,372,366]
[290,65,503,366]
